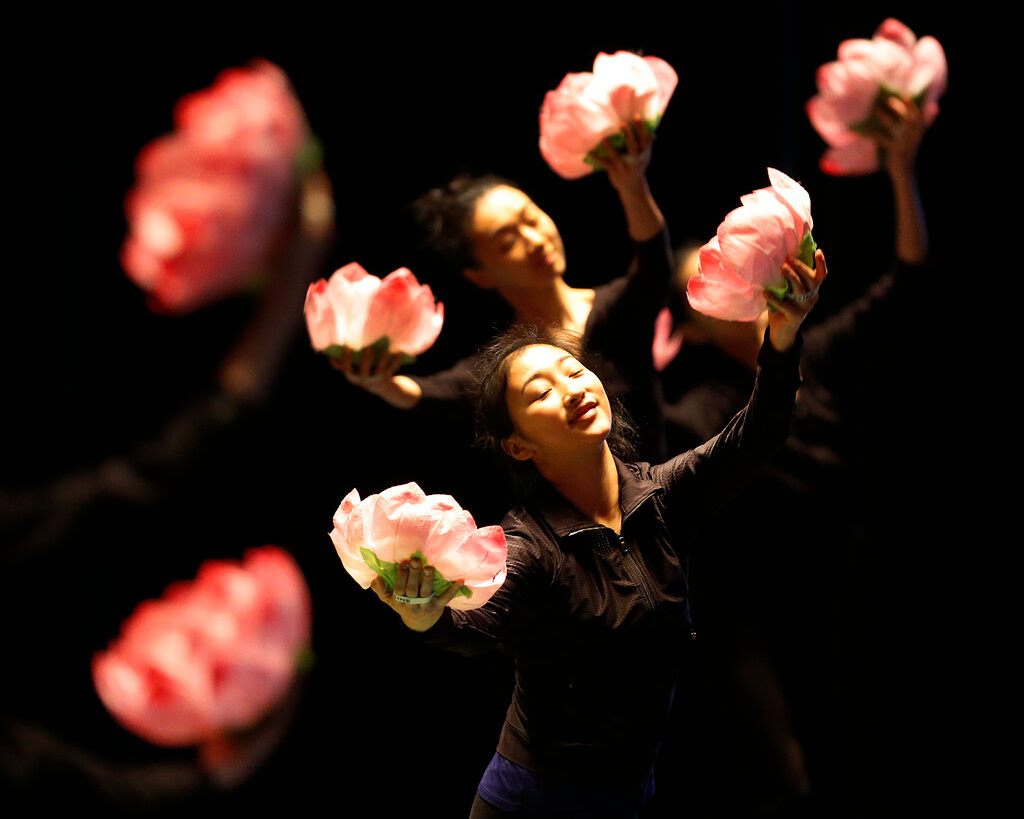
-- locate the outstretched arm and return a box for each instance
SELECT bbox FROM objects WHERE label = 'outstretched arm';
[588,115,665,243]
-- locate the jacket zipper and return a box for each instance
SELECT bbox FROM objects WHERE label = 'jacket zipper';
[616,532,657,611]
[567,525,657,611]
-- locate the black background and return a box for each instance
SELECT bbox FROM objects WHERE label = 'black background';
[4,3,993,817]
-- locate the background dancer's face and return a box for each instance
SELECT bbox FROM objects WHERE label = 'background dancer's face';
[463,186,567,294]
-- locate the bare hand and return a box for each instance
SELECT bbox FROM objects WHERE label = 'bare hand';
[873,95,925,180]
[588,115,653,193]
[330,347,404,389]
[764,249,829,352]
[587,115,664,242]
[370,557,465,632]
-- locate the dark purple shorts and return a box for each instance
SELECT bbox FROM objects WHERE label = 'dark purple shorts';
[477,752,655,817]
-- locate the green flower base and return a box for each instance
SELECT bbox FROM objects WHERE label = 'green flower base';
[360,548,473,600]
[583,117,660,171]
[322,338,416,369]
[766,230,817,311]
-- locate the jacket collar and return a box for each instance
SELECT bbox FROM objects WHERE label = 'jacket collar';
[527,456,663,539]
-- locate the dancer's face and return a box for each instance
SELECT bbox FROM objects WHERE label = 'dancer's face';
[501,344,611,463]
[464,186,567,293]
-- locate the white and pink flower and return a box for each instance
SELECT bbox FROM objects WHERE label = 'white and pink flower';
[806,18,947,175]
[303,262,444,364]
[687,168,815,322]
[330,482,507,610]
[92,546,312,747]
[539,51,677,179]
[121,60,317,313]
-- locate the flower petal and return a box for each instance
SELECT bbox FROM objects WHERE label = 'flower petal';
[328,484,507,610]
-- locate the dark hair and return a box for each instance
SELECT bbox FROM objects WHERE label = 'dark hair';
[473,324,637,497]
[410,173,514,278]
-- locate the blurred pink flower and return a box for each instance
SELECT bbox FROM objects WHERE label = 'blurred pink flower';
[92,546,312,747]
[330,482,507,610]
[651,307,683,372]
[539,51,677,179]
[687,168,815,322]
[120,60,317,313]
[806,18,947,175]
[303,262,444,364]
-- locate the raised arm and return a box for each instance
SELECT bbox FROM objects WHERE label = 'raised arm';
[874,95,929,265]
[588,115,665,243]
[654,250,828,519]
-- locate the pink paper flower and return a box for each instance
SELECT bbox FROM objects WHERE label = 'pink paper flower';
[92,546,312,747]
[806,18,947,175]
[330,482,507,610]
[687,168,815,322]
[121,60,318,313]
[303,262,444,365]
[539,51,678,179]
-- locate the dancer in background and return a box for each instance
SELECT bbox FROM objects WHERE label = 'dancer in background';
[333,117,673,466]
[654,94,931,815]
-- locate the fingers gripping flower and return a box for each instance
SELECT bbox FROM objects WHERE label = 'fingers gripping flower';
[303,262,444,368]
[91,547,313,748]
[120,60,321,313]
[539,51,677,179]
[330,483,507,611]
[806,17,947,176]
[687,169,816,322]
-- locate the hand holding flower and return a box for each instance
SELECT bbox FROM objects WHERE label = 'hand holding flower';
[370,557,466,632]
[587,115,653,189]
[805,17,946,176]
[870,95,929,265]
[330,483,507,616]
[871,95,926,181]
[304,262,444,372]
[764,249,829,352]
[587,114,665,242]
[539,51,676,181]
[330,346,406,386]
[687,168,817,322]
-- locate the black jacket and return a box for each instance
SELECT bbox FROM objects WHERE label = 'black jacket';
[425,335,803,787]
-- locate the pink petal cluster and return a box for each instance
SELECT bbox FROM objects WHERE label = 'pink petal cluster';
[121,60,315,313]
[303,262,444,361]
[687,168,814,322]
[330,482,507,611]
[806,18,947,175]
[539,51,677,179]
[92,546,312,747]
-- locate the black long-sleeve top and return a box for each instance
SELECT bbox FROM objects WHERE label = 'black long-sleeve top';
[422,335,802,787]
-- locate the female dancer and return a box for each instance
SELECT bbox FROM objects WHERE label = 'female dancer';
[368,248,828,817]
[334,116,673,461]
[654,95,930,814]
